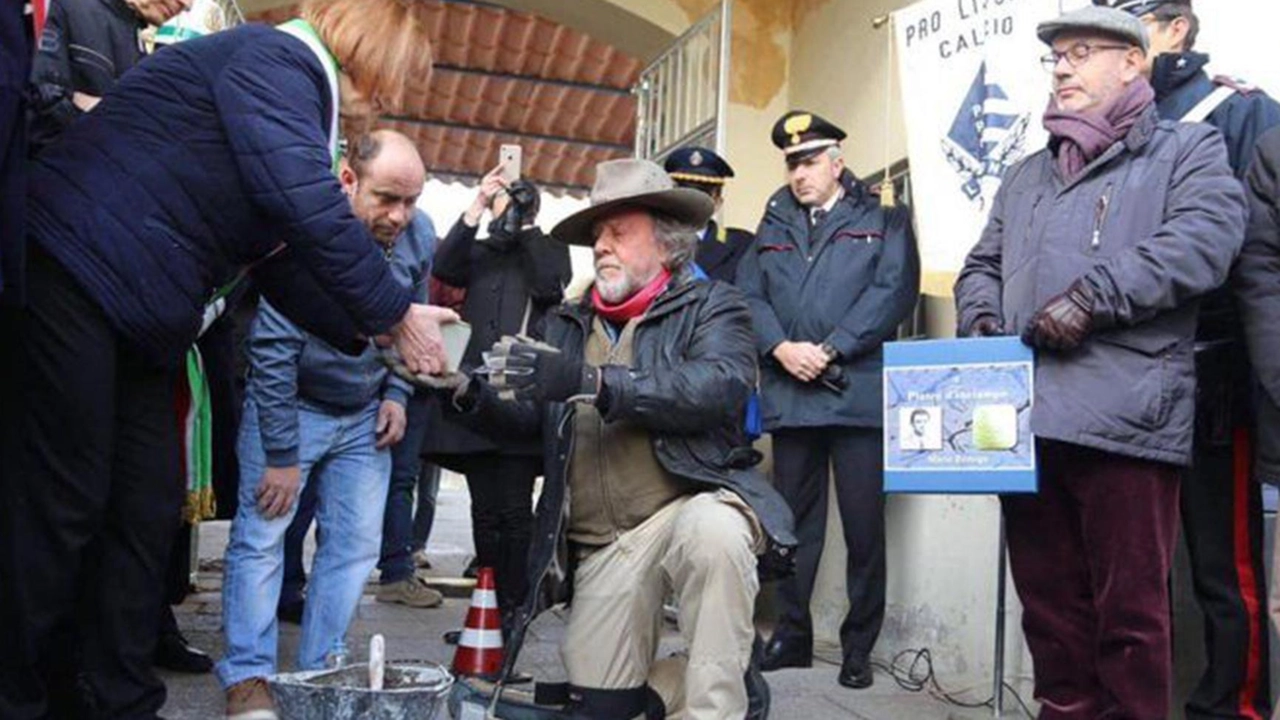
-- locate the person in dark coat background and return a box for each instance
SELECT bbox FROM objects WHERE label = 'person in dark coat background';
[424,162,572,631]
[956,7,1247,716]
[27,0,191,157]
[0,1,457,717]
[27,0,217,680]
[1101,3,1280,715]
[740,111,919,690]
[1235,126,1280,707]
[0,1,31,305]
[0,6,32,690]
[663,145,754,284]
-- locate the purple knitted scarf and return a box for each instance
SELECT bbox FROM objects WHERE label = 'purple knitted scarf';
[1043,77,1155,181]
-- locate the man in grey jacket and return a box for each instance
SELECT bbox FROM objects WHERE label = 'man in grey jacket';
[954,7,1246,718]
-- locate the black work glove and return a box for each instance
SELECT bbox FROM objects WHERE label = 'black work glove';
[486,335,599,403]
[968,315,1004,338]
[1021,279,1095,352]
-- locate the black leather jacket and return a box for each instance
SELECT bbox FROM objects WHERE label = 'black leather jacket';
[458,270,797,673]
[27,0,146,156]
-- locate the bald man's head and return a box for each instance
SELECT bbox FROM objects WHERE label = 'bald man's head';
[340,129,427,245]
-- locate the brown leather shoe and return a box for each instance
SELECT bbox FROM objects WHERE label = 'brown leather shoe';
[225,677,278,720]
[376,576,444,608]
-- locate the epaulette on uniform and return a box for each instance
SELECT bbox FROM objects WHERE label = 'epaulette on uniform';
[1213,75,1261,97]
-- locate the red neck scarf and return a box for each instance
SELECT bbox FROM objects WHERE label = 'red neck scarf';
[591,269,672,324]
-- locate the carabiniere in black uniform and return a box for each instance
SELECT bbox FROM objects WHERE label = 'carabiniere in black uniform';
[664,145,755,284]
[1103,0,1280,717]
[739,111,920,690]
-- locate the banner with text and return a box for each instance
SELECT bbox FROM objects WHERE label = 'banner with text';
[894,0,1067,273]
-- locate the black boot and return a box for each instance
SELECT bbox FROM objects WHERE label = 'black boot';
[760,633,812,672]
[154,631,214,674]
[837,654,873,690]
[745,634,771,719]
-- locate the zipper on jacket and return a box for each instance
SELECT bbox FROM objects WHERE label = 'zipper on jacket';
[1027,193,1044,238]
[1091,183,1112,250]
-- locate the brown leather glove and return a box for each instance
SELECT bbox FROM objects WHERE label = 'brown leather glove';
[1021,279,1095,352]
[968,315,1004,338]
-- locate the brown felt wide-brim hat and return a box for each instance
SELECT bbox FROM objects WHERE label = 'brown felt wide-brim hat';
[551,158,715,246]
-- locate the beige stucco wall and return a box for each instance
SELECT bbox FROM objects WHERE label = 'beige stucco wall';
[788,0,907,178]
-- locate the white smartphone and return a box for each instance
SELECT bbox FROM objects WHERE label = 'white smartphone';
[440,321,472,374]
[499,144,522,185]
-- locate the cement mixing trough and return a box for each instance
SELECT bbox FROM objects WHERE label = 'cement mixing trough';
[268,662,453,719]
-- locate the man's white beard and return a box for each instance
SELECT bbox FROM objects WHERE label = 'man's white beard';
[595,270,638,304]
[595,264,662,304]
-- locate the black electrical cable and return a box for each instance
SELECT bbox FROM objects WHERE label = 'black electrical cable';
[871,648,1036,718]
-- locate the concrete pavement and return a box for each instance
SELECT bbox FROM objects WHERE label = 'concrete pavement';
[160,473,1030,719]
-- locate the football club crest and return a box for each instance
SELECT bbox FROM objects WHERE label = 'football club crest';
[940,62,1029,209]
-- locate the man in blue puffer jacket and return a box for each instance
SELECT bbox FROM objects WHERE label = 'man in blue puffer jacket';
[0,3,454,718]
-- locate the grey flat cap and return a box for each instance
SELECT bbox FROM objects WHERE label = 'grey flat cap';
[1037,5,1149,51]
[551,158,714,246]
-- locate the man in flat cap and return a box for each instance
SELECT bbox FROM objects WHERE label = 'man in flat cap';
[956,6,1246,716]
[453,158,796,719]
[739,110,919,689]
[1099,2,1280,715]
[663,146,754,284]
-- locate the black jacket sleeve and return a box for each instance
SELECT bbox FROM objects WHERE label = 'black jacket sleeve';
[520,228,572,306]
[431,215,478,287]
[1235,126,1280,405]
[1218,90,1280,180]
[26,1,81,153]
[454,379,544,441]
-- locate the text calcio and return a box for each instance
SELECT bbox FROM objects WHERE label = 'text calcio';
[903,0,1017,59]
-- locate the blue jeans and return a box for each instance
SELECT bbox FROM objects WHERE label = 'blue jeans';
[280,396,440,600]
[378,394,437,584]
[217,398,391,688]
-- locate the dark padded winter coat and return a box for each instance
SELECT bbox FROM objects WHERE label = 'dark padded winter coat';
[956,106,1247,466]
[1236,126,1280,483]
[26,24,410,365]
[736,171,920,430]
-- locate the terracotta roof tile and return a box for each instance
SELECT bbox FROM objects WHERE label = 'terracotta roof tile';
[247,0,639,195]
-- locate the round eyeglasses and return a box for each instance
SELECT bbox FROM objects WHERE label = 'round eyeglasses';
[1040,42,1132,72]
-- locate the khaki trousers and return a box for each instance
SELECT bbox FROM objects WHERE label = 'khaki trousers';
[562,490,762,720]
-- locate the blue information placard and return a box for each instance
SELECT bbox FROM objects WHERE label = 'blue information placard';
[883,336,1037,494]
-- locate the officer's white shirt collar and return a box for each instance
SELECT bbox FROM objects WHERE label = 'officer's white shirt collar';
[809,189,843,224]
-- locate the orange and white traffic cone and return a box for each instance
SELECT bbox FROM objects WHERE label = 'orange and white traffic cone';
[451,566,504,679]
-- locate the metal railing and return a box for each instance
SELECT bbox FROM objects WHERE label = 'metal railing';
[633,0,731,161]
